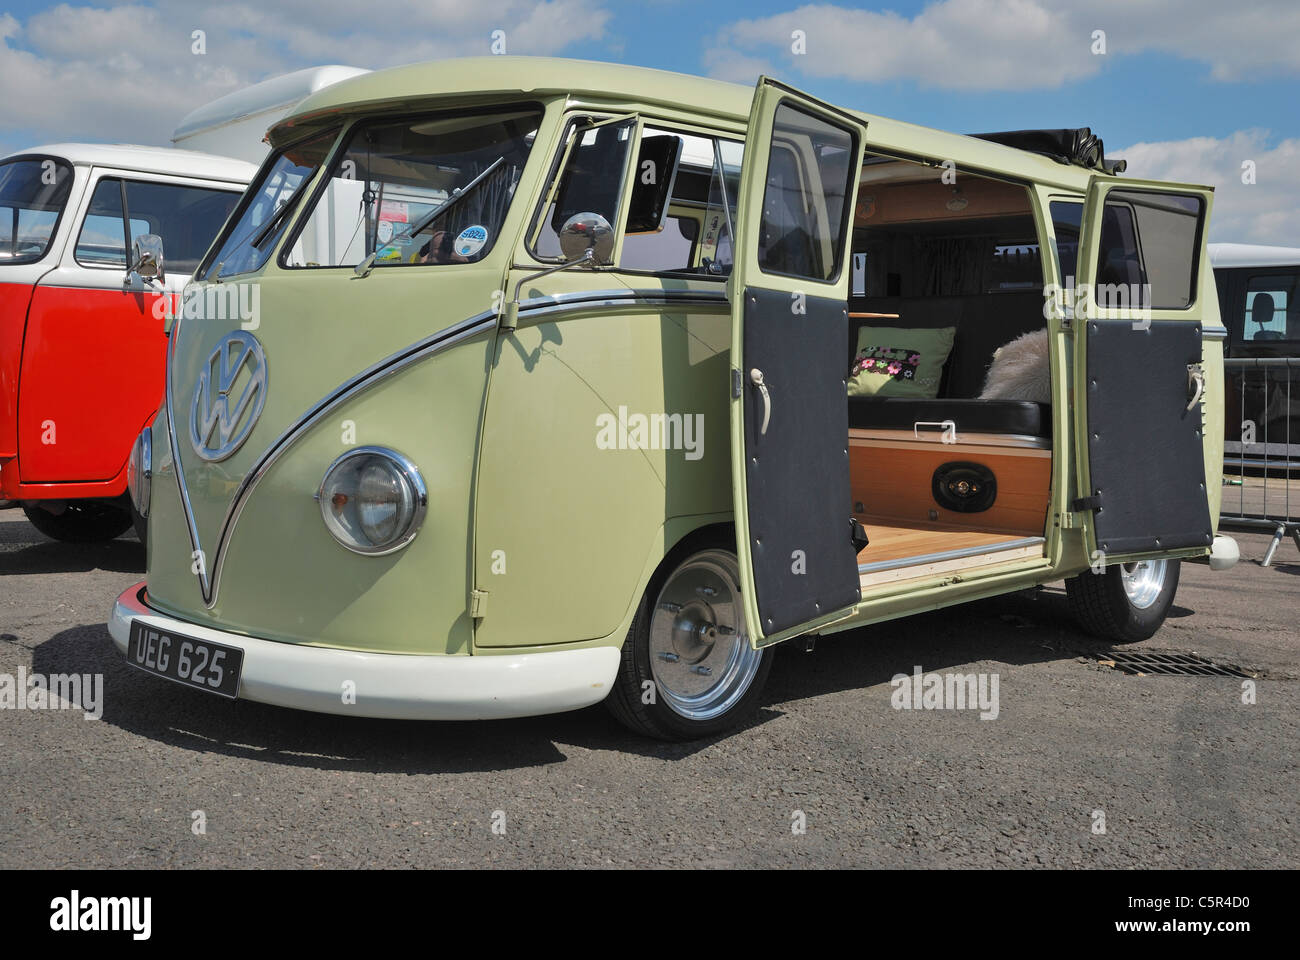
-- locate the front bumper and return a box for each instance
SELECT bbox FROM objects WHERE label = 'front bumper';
[109,582,620,720]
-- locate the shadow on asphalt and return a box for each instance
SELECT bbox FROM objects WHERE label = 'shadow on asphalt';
[33,586,1114,774]
[0,515,143,576]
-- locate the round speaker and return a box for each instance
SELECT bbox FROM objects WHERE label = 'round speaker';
[932,461,997,513]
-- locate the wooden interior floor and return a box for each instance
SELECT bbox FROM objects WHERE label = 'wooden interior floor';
[856,518,1045,588]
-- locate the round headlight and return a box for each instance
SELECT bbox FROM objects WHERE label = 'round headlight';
[317,447,427,555]
[127,428,151,517]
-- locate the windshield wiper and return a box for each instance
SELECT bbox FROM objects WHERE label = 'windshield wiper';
[405,156,506,240]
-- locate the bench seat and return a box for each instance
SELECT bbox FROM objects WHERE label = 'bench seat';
[847,397,1051,440]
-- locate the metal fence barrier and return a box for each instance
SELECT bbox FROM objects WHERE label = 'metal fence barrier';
[1220,357,1300,566]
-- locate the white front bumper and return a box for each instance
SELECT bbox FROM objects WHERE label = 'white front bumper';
[109,583,621,721]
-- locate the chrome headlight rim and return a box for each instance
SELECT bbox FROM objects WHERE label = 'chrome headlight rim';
[127,428,152,518]
[316,446,428,556]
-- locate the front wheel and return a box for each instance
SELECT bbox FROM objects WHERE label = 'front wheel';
[606,544,773,740]
[1065,557,1181,643]
[22,500,133,543]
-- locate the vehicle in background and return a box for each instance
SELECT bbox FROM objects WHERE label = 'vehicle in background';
[0,144,254,540]
[1211,242,1300,468]
[2,66,369,541]
[171,65,369,163]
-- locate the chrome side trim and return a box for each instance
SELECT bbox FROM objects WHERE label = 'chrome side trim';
[515,286,728,317]
[857,536,1046,574]
[1202,326,1228,342]
[165,310,213,600]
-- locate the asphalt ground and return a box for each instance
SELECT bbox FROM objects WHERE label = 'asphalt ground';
[1,506,1295,868]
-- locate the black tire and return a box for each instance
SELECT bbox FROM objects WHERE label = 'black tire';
[606,537,773,741]
[22,499,133,543]
[1065,558,1180,643]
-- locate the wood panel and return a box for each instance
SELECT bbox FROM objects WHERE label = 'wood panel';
[855,176,1031,227]
[849,434,1050,536]
[856,520,1045,589]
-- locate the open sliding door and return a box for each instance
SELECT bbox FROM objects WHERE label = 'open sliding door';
[730,78,867,647]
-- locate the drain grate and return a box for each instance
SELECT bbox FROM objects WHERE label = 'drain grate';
[1091,651,1255,678]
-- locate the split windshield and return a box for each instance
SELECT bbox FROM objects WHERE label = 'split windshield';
[200,128,338,281]
[0,158,74,264]
[282,106,542,269]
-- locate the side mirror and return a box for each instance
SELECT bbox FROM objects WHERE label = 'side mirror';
[128,234,165,285]
[557,212,614,266]
[502,212,614,331]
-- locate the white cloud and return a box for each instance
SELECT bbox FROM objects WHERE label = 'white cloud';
[705,0,1300,90]
[1118,130,1300,245]
[0,0,610,155]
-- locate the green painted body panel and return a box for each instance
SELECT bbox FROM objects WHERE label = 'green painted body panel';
[473,281,732,648]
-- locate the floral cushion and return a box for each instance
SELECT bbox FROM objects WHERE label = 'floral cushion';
[847,325,956,399]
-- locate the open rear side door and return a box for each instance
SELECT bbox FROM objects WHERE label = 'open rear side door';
[1072,177,1216,560]
[730,78,867,647]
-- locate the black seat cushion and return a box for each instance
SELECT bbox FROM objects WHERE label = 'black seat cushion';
[848,396,1051,439]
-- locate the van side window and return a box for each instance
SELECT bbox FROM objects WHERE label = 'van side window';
[1242,274,1298,342]
[757,102,856,282]
[1098,191,1202,309]
[1048,201,1082,281]
[533,117,635,260]
[75,178,241,271]
[620,130,743,276]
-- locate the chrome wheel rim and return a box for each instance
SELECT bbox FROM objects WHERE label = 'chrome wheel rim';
[648,549,763,721]
[1120,559,1167,609]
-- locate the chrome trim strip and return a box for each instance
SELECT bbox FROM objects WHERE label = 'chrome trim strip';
[1202,326,1228,342]
[858,536,1045,574]
[515,287,728,315]
[164,311,215,601]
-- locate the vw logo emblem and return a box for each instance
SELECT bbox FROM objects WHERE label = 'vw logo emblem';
[190,330,267,462]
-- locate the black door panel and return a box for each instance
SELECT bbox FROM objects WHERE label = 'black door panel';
[743,286,861,635]
[1084,319,1212,554]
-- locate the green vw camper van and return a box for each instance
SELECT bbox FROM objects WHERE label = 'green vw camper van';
[110,58,1238,739]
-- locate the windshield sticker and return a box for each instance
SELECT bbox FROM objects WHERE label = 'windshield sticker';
[455,225,488,258]
[377,220,394,244]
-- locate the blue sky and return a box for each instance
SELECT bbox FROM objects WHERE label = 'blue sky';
[2,0,1297,242]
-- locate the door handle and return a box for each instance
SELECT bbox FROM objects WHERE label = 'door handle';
[749,368,771,436]
[1186,363,1205,412]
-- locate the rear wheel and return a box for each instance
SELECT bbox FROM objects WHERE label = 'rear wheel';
[22,499,133,543]
[1065,558,1180,643]
[606,543,772,740]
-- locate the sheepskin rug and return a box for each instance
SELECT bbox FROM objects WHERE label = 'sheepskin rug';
[979,328,1051,403]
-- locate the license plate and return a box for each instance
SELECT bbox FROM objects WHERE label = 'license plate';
[126,621,242,699]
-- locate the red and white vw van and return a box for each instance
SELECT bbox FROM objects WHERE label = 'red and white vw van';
[0,144,254,539]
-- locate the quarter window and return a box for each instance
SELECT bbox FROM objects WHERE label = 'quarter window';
[202,128,338,280]
[533,117,635,261]
[620,129,743,276]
